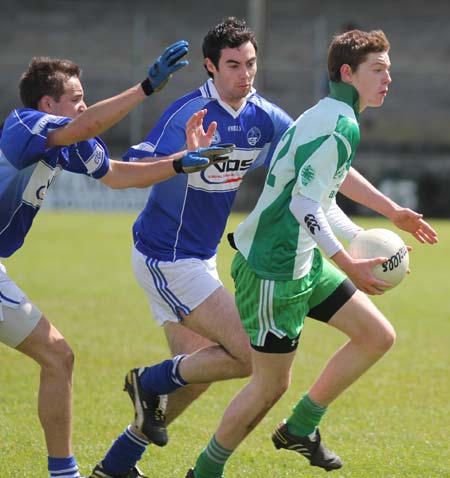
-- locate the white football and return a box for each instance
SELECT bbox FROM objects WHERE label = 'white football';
[347,228,409,289]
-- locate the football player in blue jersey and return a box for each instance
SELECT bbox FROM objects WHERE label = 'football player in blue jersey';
[0,42,233,478]
[90,17,293,478]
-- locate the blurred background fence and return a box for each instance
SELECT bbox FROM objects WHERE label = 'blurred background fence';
[2,0,449,216]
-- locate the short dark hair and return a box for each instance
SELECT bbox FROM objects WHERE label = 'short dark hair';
[327,29,390,82]
[19,57,81,109]
[202,17,258,78]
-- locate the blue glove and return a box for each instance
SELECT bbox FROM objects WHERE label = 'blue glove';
[146,40,189,93]
[173,144,235,174]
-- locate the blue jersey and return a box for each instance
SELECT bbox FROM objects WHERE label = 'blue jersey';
[0,108,110,257]
[124,79,293,261]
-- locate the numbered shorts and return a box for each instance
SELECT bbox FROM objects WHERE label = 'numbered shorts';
[231,250,356,353]
[0,262,42,348]
[132,246,223,325]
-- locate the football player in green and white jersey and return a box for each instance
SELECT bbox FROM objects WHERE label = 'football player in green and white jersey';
[187,29,438,477]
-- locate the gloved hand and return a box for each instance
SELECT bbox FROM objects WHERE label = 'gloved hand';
[173,144,235,174]
[144,40,189,94]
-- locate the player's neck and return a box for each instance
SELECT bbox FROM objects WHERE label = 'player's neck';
[218,93,246,111]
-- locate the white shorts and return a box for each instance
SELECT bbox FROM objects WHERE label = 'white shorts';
[132,246,223,326]
[0,262,42,348]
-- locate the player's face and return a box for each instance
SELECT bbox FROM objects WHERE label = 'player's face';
[206,41,257,110]
[48,76,87,118]
[347,51,392,112]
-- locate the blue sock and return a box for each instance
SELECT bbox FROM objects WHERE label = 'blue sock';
[139,354,188,395]
[102,426,149,474]
[48,456,80,478]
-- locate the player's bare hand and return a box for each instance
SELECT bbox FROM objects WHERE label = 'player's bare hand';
[186,109,217,150]
[344,256,391,295]
[389,207,438,244]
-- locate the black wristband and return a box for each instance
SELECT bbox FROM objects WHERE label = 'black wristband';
[172,158,184,174]
[141,78,154,96]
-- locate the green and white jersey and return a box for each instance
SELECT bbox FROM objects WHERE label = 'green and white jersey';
[234,82,361,280]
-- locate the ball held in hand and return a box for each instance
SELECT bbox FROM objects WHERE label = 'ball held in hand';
[347,228,409,289]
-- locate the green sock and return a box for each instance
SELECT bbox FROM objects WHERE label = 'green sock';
[193,435,233,478]
[286,392,328,437]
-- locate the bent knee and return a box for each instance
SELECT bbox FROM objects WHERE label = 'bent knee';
[220,340,252,378]
[380,325,396,351]
[368,323,396,356]
[231,346,253,378]
[43,338,75,373]
[18,317,75,372]
[235,355,253,378]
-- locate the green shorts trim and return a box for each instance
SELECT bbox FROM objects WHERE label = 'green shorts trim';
[231,250,323,348]
[231,251,353,350]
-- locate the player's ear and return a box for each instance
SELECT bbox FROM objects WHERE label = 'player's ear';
[38,95,54,113]
[340,64,353,83]
[204,58,216,77]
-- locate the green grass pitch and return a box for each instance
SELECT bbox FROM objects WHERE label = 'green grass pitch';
[1,212,449,477]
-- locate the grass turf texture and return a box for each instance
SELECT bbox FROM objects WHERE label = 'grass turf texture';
[1,212,448,478]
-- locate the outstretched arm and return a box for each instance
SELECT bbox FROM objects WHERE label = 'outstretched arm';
[100,152,184,189]
[47,41,189,146]
[341,167,438,244]
[100,145,234,189]
[101,106,233,189]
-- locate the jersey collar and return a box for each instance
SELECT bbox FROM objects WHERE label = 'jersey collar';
[329,81,360,121]
[203,78,256,119]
